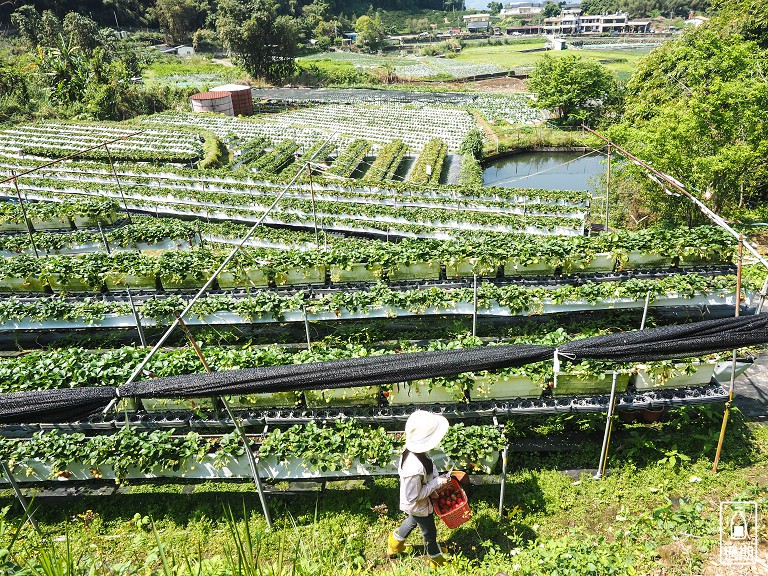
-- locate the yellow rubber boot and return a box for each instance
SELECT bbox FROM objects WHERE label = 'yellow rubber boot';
[426,552,449,568]
[387,532,407,557]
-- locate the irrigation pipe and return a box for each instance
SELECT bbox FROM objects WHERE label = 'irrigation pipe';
[101,133,338,415]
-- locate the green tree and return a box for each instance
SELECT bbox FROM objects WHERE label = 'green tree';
[217,0,299,83]
[10,5,41,46]
[355,14,384,51]
[609,23,768,220]
[542,1,561,17]
[460,129,485,160]
[487,1,503,15]
[528,54,617,125]
[154,0,203,43]
[581,0,620,14]
[302,0,330,30]
[0,62,33,122]
[39,10,63,46]
[63,12,102,52]
[314,19,337,42]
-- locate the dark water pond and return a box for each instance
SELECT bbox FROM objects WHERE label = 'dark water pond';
[483,151,605,191]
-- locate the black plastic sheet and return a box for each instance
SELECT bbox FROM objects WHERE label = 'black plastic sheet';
[0,315,765,424]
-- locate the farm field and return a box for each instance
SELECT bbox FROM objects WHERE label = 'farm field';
[453,44,652,78]
[0,84,764,575]
[300,40,653,83]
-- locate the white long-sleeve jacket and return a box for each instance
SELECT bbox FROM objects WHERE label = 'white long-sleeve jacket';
[398,451,443,517]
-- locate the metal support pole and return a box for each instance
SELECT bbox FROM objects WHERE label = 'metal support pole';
[757,275,768,315]
[472,274,478,338]
[98,222,111,254]
[1,461,39,532]
[308,164,319,247]
[221,397,273,530]
[713,236,743,473]
[605,145,611,231]
[10,171,39,259]
[640,290,651,330]
[595,372,619,479]
[103,143,132,223]
[127,287,147,348]
[303,307,312,350]
[498,443,508,517]
[172,312,272,528]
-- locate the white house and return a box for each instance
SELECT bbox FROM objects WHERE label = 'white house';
[499,2,544,18]
[543,11,643,34]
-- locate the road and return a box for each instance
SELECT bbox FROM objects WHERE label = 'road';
[735,353,768,421]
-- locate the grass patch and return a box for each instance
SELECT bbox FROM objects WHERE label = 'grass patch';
[143,55,249,88]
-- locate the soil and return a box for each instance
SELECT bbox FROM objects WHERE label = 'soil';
[701,547,768,575]
[461,77,530,93]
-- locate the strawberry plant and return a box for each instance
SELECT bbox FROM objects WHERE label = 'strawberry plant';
[257,420,399,472]
[441,423,506,473]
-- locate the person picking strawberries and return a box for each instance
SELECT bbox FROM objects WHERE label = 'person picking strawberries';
[387,410,451,568]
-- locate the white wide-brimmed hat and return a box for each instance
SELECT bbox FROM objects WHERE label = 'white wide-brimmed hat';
[405,410,449,453]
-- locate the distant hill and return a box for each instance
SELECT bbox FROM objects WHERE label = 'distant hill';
[1,0,467,27]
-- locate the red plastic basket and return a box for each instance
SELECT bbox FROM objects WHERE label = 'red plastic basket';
[430,476,472,529]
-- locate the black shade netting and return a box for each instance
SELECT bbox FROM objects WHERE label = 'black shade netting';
[559,314,768,362]
[119,344,554,399]
[0,387,116,424]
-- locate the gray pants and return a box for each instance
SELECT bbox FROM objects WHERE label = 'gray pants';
[395,513,440,556]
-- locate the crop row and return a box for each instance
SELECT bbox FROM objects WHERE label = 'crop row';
[327,139,371,178]
[4,184,583,237]
[459,153,484,189]
[276,139,337,182]
[0,123,203,162]
[0,216,735,276]
[0,421,503,482]
[230,103,475,151]
[0,331,734,398]
[0,151,590,206]
[232,137,270,167]
[0,198,120,232]
[2,165,588,213]
[0,274,745,327]
[0,220,195,257]
[409,138,448,185]
[362,139,407,183]
[248,139,300,174]
[145,114,360,154]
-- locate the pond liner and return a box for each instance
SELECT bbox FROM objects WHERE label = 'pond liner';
[0,315,766,424]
